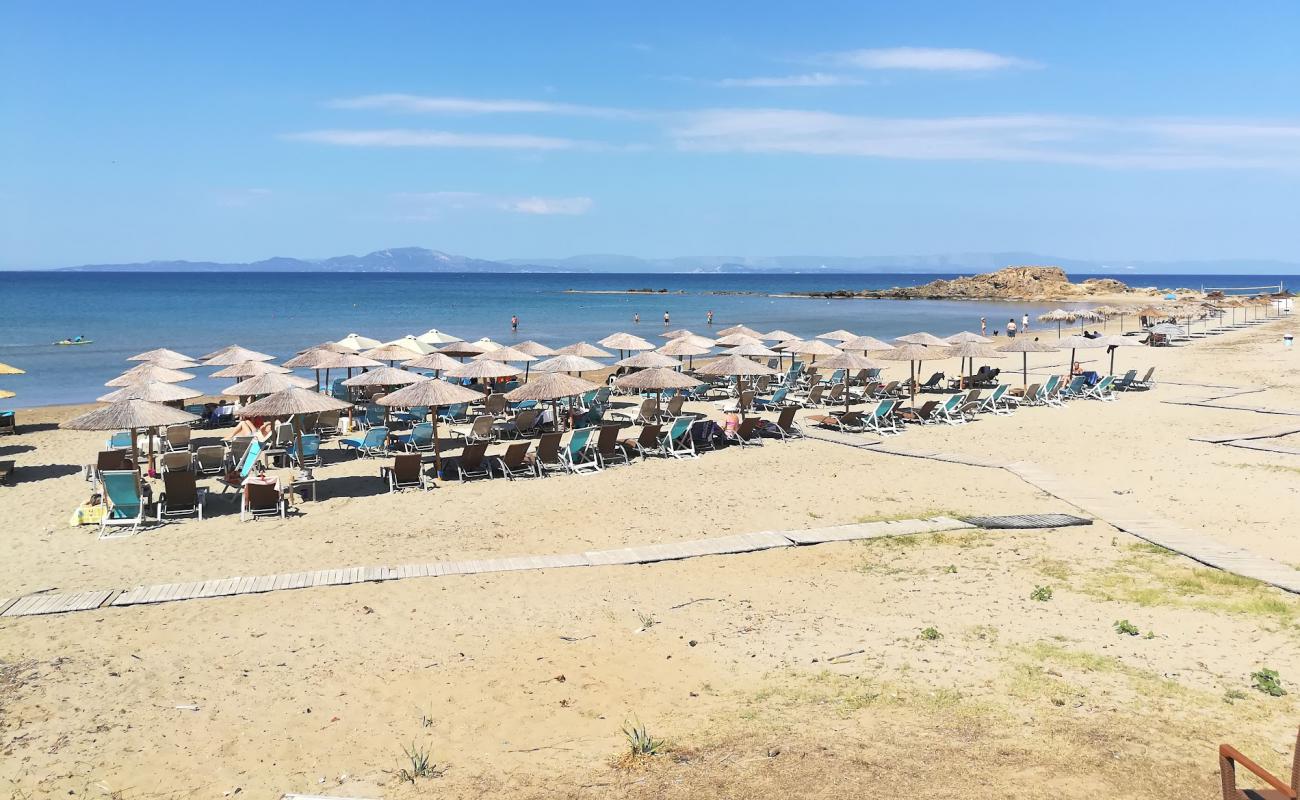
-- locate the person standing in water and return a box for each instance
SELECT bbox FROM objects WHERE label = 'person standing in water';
[1022,313,1029,334]
[1007,318,1017,338]
[511,314,518,333]
[633,312,640,324]
[979,317,986,336]
[663,310,670,325]
[707,310,714,325]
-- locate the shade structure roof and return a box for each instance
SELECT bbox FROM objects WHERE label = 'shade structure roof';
[298,341,354,354]
[713,333,763,347]
[996,338,1060,353]
[817,329,857,342]
[614,367,702,391]
[341,366,425,387]
[376,377,483,408]
[815,351,885,371]
[63,398,199,431]
[402,351,463,372]
[281,348,339,369]
[794,339,842,356]
[314,351,383,370]
[838,335,895,351]
[438,340,489,357]
[716,324,764,338]
[0,362,25,375]
[615,350,681,369]
[599,332,655,351]
[124,356,196,371]
[363,343,427,362]
[444,359,520,380]
[728,342,780,358]
[762,329,798,341]
[222,373,316,396]
[893,332,950,347]
[416,328,464,345]
[475,346,537,363]
[106,364,196,386]
[878,343,952,361]
[514,340,557,357]
[772,339,807,352]
[0,390,13,399]
[945,331,994,345]
[505,372,602,402]
[209,360,290,379]
[97,381,204,403]
[201,344,274,365]
[1055,335,1109,350]
[555,341,613,358]
[236,387,352,418]
[946,342,1006,359]
[657,338,711,357]
[127,348,196,363]
[336,333,382,351]
[532,354,606,373]
[693,354,782,377]
[474,337,504,352]
[661,329,697,340]
[387,335,436,355]
[1037,309,1077,322]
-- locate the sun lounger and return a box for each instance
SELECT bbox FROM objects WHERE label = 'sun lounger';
[288,433,322,466]
[495,441,537,479]
[0,411,14,435]
[526,431,567,475]
[241,480,287,521]
[592,424,632,466]
[978,384,1013,415]
[863,399,900,434]
[916,372,945,393]
[157,470,206,521]
[564,427,602,473]
[768,406,805,440]
[314,409,341,436]
[1085,375,1116,401]
[194,445,224,475]
[90,449,134,485]
[613,398,658,424]
[395,422,435,452]
[438,403,470,424]
[1218,724,1298,800]
[339,426,388,458]
[453,415,496,444]
[657,394,685,421]
[0,460,12,485]
[725,416,763,446]
[807,410,865,433]
[1040,375,1065,406]
[1135,366,1156,388]
[219,439,263,494]
[659,417,696,458]
[619,423,664,459]
[1008,382,1043,407]
[934,394,969,425]
[382,452,433,491]
[160,450,193,473]
[453,441,493,481]
[1113,369,1139,392]
[107,431,133,450]
[163,423,192,452]
[1059,375,1091,401]
[895,400,938,425]
[100,470,147,536]
[794,384,825,408]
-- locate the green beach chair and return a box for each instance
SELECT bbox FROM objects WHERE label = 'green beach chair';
[99,470,146,537]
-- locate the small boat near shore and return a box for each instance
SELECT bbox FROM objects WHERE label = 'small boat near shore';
[54,339,93,346]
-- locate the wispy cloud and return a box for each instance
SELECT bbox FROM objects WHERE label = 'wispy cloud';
[396,191,593,217]
[714,73,864,88]
[283,129,594,150]
[833,47,1038,71]
[326,93,629,118]
[670,109,1300,169]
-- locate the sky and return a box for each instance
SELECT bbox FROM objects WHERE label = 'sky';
[3,1,1299,269]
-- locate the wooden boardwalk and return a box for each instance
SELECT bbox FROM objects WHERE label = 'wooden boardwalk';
[0,516,972,620]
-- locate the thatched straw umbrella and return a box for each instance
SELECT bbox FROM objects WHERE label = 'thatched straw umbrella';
[717,325,763,338]
[124,356,196,371]
[599,332,655,359]
[615,367,702,416]
[0,362,25,375]
[403,351,462,376]
[222,373,315,399]
[505,372,603,432]
[97,381,203,404]
[656,338,710,368]
[694,354,780,401]
[817,329,857,342]
[0,390,13,400]
[795,339,841,364]
[336,333,381,351]
[816,351,884,414]
[762,329,797,342]
[438,340,489,360]
[615,351,682,369]
[63,399,198,476]
[363,343,425,366]
[210,360,290,379]
[877,344,950,407]
[533,354,605,376]
[237,388,352,480]
[729,342,780,359]
[946,342,1004,389]
[1037,309,1077,337]
[314,352,383,393]
[387,335,436,355]
[298,341,354,355]
[128,348,197,363]
[444,360,521,404]
[282,347,338,392]
[377,378,483,476]
[514,340,558,357]
[895,331,951,347]
[556,342,613,359]
[944,331,994,345]
[1096,335,1144,375]
[416,328,463,345]
[201,345,274,366]
[342,365,424,389]
[475,346,538,380]
[661,329,697,340]
[997,338,1059,386]
[1054,335,1108,378]
[474,337,504,352]
[714,333,763,348]
[107,364,195,386]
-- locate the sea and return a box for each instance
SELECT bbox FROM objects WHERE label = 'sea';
[0,271,1291,407]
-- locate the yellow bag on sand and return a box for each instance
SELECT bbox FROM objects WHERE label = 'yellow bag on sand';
[70,504,107,527]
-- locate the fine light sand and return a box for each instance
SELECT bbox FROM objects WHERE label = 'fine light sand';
[2,314,1299,798]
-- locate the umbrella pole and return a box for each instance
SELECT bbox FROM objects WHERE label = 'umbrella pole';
[433,411,442,481]
[909,361,916,409]
[130,426,140,475]
[147,425,157,477]
[1022,353,1028,386]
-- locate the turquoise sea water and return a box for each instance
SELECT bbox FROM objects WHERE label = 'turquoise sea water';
[0,271,1290,407]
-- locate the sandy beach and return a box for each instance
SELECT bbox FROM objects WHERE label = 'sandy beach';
[2,313,1299,798]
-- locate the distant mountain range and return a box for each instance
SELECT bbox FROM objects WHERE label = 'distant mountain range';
[52,246,1300,275]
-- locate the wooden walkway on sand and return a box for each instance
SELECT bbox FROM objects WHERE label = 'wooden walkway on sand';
[0,516,974,621]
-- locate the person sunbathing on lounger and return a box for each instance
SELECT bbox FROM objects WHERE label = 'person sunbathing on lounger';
[225,416,275,442]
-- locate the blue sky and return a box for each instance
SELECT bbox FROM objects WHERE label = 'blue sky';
[3,1,1299,268]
